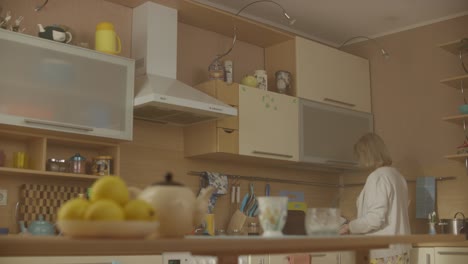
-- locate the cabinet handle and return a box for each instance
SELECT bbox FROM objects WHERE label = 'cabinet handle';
[323,98,356,107]
[24,118,94,132]
[326,160,358,166]
[310,254,326,258]
[437,251,468,255]
[426,253,431,264]
[252,150,293,158]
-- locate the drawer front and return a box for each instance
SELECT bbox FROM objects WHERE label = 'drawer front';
[217,128,238,154]
[217,112,239,130]
[216,82,239,106]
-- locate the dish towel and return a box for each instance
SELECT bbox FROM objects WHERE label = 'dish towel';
[199,171,228,213]
[415,176,436,219]
[287,254,310,264]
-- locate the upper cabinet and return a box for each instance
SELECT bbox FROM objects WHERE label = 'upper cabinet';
[266,37,371,113]
[184,80,298,162]
[0,30,135,141]
[238,86,299,161]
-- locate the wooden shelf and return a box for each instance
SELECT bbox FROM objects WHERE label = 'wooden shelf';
[440,74,468,89]
[106,0,295,48]
[438,39,468,55]
[444,153,468,160]
[442,114,468,124]
[0,167,98,180]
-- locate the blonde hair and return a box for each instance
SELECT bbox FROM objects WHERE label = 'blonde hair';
[354,133,392,169]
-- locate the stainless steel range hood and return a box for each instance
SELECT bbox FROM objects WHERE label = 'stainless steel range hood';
[132,2,237,125]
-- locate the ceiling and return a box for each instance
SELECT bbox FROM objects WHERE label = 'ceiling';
[195,0,468,47]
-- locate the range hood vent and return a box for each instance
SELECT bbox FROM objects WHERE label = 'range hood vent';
[132,2,237,125]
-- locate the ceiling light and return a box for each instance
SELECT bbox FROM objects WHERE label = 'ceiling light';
[339,36,390,59]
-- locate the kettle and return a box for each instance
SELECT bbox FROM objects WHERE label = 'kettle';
[95,22,121,55]
[129,173,215,238]
[19,215,55,236]
[37,24,73,43]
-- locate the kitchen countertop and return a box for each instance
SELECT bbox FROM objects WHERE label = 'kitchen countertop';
[0,234,464,260]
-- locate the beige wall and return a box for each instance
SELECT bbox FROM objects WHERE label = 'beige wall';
[340,15,468,234]
[0,0,338,234]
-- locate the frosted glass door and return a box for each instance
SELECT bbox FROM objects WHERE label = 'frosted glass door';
[0,30,134,140]
[299,99,373,167]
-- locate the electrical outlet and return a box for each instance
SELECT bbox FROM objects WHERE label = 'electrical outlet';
[0,189,7,206]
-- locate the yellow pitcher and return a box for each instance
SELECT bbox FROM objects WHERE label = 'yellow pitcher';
[95,22,121,55]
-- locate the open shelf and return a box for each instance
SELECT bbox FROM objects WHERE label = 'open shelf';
[445,153,468,160]
[440,74,468,89]
[438,39,468,55]
[0,167,98,180]
[442,114,468,124]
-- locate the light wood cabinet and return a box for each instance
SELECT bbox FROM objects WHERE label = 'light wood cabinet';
[265,37,371,113]
[0,30,134,141]
[0,128,119,180]
[184,81,298,162]
[411,247,435,264]
[238,85,299,161]
[435,247,468,264]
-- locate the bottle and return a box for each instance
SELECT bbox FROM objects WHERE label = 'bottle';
[208,58,224,80]
[95,22,121,55]
[224,60,233,84]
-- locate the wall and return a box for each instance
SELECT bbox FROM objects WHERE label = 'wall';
[0,0,339,234]
[340,15,468,234]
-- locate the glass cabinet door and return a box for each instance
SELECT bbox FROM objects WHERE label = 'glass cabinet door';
[0,30,134,140]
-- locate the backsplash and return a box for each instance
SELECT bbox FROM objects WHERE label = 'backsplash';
[19,184,86,226]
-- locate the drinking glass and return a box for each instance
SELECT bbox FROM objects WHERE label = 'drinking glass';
[305,208,341,236]
[13,151,28,169]
[257,196,288,237]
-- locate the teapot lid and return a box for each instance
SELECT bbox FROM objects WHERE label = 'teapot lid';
[152,173,183,186]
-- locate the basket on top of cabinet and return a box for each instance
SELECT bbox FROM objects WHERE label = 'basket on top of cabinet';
[0,29,135,141]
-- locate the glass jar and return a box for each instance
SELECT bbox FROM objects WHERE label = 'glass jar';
[46,158,68,172]
[92,155,113,176]
[247,222,260,236]
[208,58,224,80]
[69,153,86,174]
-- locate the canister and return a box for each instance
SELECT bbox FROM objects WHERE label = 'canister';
[46,158,68,172]
[92,156,113,176]
[69,153,86,174]
[254,70,268,91]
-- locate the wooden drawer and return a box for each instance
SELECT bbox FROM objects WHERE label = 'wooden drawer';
[217,128,238,153]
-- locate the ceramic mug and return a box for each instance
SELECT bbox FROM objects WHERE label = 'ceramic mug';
[95,22,121,55]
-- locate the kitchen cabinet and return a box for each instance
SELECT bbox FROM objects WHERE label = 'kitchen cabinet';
[184,80,299,162]
[411,247,435,264]
[0,255,162,264]
[439,39,468,166]
[412,247,468,264]
[269,252,355,264]
[265,37,371,113]
[299,99,373,168]
[0,128,119,180]
[0,29,135,141]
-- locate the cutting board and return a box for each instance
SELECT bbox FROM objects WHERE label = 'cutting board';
[18,184,86,226]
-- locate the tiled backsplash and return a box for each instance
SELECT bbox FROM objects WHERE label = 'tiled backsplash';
[19,184,86,226]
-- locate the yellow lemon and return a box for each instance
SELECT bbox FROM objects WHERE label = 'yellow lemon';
[124,199,157,221]
[84,199,124,221]
[57,198,90,221]
[90,176,129,206]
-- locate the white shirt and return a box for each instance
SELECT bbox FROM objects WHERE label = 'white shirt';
[349,166,411,259]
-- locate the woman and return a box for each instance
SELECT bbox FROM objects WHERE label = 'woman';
[339,133,411,264]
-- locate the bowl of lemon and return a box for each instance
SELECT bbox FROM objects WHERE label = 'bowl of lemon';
[57,176,159,239]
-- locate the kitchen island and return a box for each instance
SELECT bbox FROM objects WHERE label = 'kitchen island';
[0,234,465,264]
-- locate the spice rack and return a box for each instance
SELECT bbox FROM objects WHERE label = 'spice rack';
[0,128,120,180]
[439,39,468,167]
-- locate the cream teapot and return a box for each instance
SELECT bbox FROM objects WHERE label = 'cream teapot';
[129,173,215,238]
